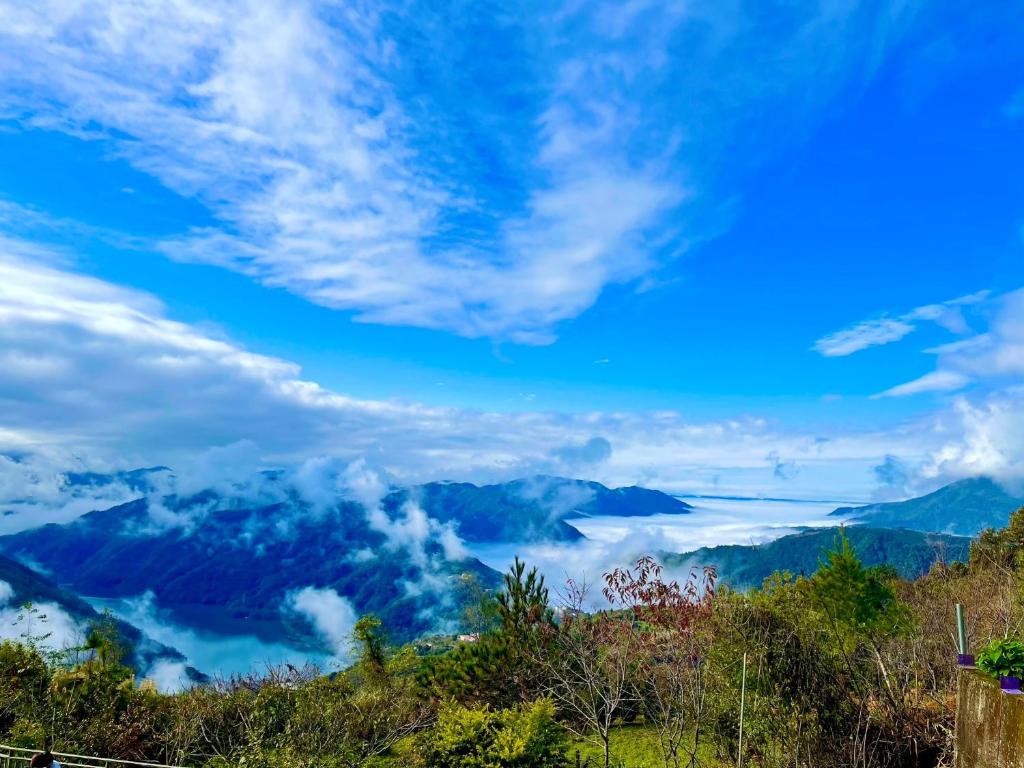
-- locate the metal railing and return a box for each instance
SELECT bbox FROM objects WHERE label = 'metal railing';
[0,745,185,768]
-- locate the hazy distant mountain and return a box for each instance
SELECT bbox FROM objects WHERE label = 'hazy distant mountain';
[830,477,1024,536]
[45,470,690,544]
[400,476,692,543]
[63,466,171,493]
[664,526,971,591]
[0,550,194,675]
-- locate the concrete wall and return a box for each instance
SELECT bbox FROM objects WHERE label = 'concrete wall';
[956,668,1024,768]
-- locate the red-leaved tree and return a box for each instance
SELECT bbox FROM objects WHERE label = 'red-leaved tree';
[603,556,717,768]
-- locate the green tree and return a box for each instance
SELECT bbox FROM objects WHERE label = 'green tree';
[458,573,501,636]
[810,530,910,639]
[809,529,911,710]
[419,559,554,706]
[353,615,388,684]
[82,612,127,670]
[496,558,553,634]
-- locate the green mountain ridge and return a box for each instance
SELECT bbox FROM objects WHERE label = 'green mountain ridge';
[830,476,1024,536]
[664,525,971,590]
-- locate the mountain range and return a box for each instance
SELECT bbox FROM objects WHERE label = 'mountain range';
[830,476,1024,536]
[664,525,971,591]
[394,477,692,543]
[2,469,1021,675]
[0,475,690,650]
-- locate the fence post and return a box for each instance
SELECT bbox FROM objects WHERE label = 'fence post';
[956,603,967,654]
[737,651,747,768]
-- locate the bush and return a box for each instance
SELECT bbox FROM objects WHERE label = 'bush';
[418,699,565,768]
[976,638,1024,679]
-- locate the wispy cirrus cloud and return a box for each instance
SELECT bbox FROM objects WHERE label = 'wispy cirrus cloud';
[876,369,971,398]
[877,288,1024,398]
[0,0,679,344]
[817,287,1024,401]
[813,290,989,357]
[0,0,927,344]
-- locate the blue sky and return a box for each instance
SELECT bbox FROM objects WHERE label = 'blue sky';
[0,0,1022,511]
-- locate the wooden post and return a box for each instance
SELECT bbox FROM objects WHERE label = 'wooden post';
[737,652,747,768]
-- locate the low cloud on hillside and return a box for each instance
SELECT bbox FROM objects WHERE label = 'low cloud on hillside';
[0,579,82,650]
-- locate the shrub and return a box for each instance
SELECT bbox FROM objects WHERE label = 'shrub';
[976,638,1024,679]
[418,699,565,768]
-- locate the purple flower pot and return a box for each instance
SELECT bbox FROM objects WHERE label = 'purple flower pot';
[999,675,1021,691]
[958,654,975,666]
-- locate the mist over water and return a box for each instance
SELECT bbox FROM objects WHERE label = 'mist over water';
[88,497,850,681]
[89,595,333,684]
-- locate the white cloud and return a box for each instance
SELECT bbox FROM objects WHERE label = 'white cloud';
[473,496,844,611]
[814,318,917,357]
[877,288,1024,398]
[106,591,328,679]
[144,659,192,694]
[0,252,886,497]
[0,0,679,344]
[0,580,83,651]
[285,586,358,660]
[875,369,971,398]
[813,290,988,357]
[0,0,934,344]
[0,453,146,535]
[2,249,1023,527]
[918,393,1024,486]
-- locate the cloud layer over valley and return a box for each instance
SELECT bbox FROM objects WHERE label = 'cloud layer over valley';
[2,251,1024,537]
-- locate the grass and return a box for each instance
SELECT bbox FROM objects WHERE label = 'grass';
[566,723,725,768]
[374,721,728,768]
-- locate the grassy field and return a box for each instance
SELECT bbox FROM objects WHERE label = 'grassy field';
[376,722,727,768]
[566,723,725,768]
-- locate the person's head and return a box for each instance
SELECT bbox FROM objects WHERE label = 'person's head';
[29,752,54,768]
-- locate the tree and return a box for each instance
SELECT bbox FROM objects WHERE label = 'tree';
[419,558,555,706]
[82,612,127,670]
[809,529,911,703]
[14,602,52,650]
[539,576,639,768]
[604,556,717,768]
[457,573,501,637]
[353,615,388,684]
[497,557,554,635]
[805,530,920,767]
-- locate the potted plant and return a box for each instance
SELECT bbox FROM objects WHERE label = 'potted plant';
[976,638,1024,691]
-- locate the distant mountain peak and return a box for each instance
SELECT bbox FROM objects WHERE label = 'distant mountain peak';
[831,475,1024,536]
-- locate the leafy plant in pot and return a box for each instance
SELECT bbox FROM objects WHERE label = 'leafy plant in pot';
[976,638,1024,691]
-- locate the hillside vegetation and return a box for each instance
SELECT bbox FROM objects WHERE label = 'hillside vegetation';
[664,526,971,590]
[2,509,1024,768]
